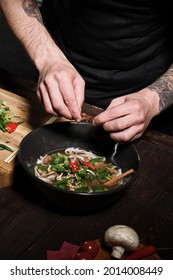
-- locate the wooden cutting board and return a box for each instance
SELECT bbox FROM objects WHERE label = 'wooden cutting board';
[0,87,58,188]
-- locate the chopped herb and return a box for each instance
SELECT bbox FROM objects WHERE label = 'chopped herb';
[0,99,24,133]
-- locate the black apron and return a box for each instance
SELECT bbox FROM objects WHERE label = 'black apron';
[42,0,173,108]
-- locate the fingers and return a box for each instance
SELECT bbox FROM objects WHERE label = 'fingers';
[94,99,140,126]
[102,113,143,132]
[73,75,85,109]
[37,77,73,119]
[93,94,150,142]
[56,71,83,120]
[109,124,144,142]
[37,69,85,120]
[102,112,145,142]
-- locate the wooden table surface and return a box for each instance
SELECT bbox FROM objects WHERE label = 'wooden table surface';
[0,69,173,260]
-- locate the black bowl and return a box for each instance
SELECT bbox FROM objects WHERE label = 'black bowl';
[18,122,140,212]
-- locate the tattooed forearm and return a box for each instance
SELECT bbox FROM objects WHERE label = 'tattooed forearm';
[148,64,173,112]
[22,0,43,24]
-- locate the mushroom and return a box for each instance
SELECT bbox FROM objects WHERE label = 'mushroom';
[104,225,140,259]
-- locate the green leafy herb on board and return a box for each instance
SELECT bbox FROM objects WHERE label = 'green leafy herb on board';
[0,99,24,133]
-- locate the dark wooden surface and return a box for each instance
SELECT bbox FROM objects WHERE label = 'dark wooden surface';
[0,69,173,260]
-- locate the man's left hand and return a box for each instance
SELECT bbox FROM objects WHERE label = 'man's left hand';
[93,88,159,142]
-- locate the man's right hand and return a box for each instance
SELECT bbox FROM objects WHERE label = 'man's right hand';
[37,57,85,121]
[0,0,85,121]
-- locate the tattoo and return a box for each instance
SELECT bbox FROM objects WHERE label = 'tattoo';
[148,64,173,112]
[22,0,43,24]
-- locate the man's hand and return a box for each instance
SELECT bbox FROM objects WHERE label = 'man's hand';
[93,88,159,142]
[0,0,85,121]
[37,57,85,121]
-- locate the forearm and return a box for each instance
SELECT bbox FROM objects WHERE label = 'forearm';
[148,63,173,112]
[0,0,66,71]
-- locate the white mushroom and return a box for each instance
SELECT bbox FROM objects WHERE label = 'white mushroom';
[104,225,140,259]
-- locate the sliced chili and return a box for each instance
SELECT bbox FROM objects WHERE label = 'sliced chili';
[69,158,79,172]
[82,161,96,170]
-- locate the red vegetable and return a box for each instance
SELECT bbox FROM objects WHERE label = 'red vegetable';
[43,155,52,165]
[124,245,156,260]
[69,158,78,166]
[79,240,99,258]
[71,165,79,173]
[69,158,79,172]
[82,161,96,170]
[5,122,18,133]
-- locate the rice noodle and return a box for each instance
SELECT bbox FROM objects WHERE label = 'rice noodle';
[64,147,104,162]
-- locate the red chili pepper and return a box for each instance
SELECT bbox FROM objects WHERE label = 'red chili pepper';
[124,245,156,260]
[71,165,79,173]
[69,158,79,172]
[69,158,78,167]
[82,161,96,170]
[5,122,18,133]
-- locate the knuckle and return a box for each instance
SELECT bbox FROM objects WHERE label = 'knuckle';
[102,122,109,131]
[131,99,140,110]
[111,131,131,142]
[65,96,75,106]
[57,69,66,77]
[44,75,53,85]
[122,132,132,142]
[55,69,70,80]
[114,121,122,131]
[138,111,145,122]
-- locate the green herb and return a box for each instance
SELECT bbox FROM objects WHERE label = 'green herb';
[35,164,48,171]
[89,157,105,164]
[53,178,70,186]
[0,144,13,152]
[74,186,89,192]
[0,99,23,132]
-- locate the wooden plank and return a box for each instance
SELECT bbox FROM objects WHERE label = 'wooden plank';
[143,129,173,149]
[0,88,55,188]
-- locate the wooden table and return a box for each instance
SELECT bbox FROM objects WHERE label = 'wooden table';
[0,69,173,260]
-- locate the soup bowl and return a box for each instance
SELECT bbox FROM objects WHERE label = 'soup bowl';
[18,122,140,212]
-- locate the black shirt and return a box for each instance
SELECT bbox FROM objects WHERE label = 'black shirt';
[43,0,173,108]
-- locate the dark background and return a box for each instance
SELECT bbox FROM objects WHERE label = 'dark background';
[0,11,38,81]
